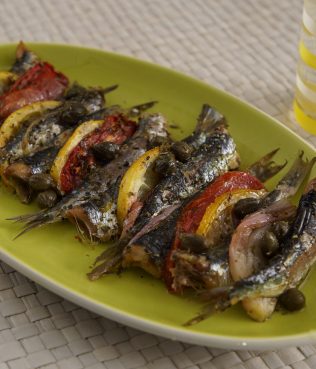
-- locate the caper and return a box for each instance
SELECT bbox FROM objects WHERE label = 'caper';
[61,102,87,124]
[233,198,261,219]
[171,142,193,162]
[36,190,58,209]
[179,233,208,253]
[92,142,120,161]
[278,288,306,312]
[260,231,279,257]
[154,152,177,176]
[29,173,54,191]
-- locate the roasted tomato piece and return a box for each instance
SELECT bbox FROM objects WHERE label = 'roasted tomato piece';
[0,62,68,120]
[164,171,265,290]
[59,114,136,193]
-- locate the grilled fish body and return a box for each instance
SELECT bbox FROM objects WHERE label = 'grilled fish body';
[88,105,240,280]
[228,183,316,305]
[13,113,170,238]
[1,84,110,162]
[0,85,119,201]
[171,153,314,296]
[186,178,316,325]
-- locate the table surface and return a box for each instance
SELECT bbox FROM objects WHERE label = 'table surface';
[1,0,316,368]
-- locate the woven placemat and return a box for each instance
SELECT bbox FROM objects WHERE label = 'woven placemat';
[0,0,316,368]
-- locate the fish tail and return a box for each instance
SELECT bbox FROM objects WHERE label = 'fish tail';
[101,84,119,95]
[247,148,287,183]
[184,287,232,326]
[87,240,125,280]
[128,101,158,117]
[195,104,227,134]
[8,208,62,239]
[277,151,316,194]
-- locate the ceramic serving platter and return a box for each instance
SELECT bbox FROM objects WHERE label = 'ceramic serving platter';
[0,43,315,350]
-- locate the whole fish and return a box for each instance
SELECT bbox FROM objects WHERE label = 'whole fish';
[12,113,170,239]
[171,153,314,297]
[88,104,240,280]
[186,177,316,325]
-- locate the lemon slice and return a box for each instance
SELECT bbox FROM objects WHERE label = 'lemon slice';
[0,100,61,148]
[117,146,161,227]
[196,189,266,239]
[0,71,17,94]
[51,119,104,189]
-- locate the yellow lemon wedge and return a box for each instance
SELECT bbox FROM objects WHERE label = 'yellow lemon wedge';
[196,189,266,238]
[0,100,61,148]
[51,119,104,190]
[117,146,161,227]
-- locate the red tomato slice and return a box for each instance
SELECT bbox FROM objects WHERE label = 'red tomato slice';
[0,62,68,120]
[164,171,265,290]
[60,115,136,193]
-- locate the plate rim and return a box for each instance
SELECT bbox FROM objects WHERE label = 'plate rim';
[0,42,315,350]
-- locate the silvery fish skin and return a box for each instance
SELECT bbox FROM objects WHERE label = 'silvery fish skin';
[121,132,239,276]
[88,105,240,280]
[13,113,170,238]
[185,178,316,326]
[130,105,239,235]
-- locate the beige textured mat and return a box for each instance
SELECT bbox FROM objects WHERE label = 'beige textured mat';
[0,0,316,368]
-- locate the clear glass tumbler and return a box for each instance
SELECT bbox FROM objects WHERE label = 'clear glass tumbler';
[294,0,316,134]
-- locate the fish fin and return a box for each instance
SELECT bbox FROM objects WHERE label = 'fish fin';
[9,208,60,239]
[247,148,287,183]
[262,152,316,205]
[195,104,227,134]
[277,151,316,195]
[184,287,232,326]
[87,241,125,280]
[7,210,47,223]
[102,84,119,95]
[128,101,158,117]
[13,219,48,240]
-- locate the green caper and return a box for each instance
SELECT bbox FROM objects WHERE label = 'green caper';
[278,288,306,312]
[179,233,208,253]
[61,102,87,124]
[171,142,193,162]
[29,173,54,191]
[260,231,279,257]
[154,152,177,176]
[233,198,261,219]
[92,142,120,161]
[36,190,58,209]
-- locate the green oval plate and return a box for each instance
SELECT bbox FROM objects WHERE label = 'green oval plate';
[0,43,315,350]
